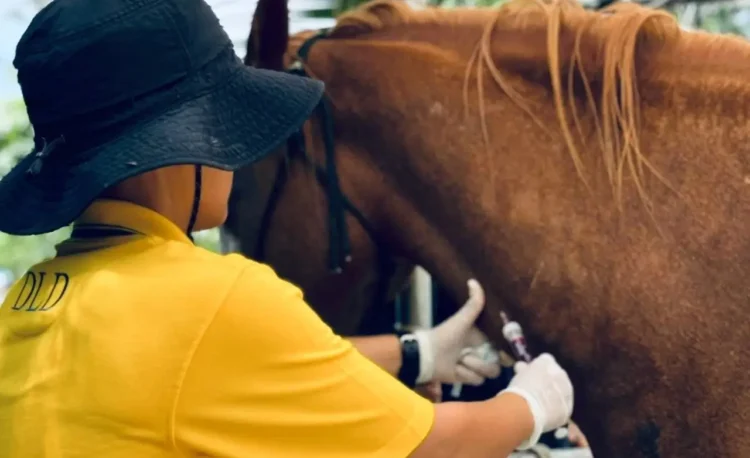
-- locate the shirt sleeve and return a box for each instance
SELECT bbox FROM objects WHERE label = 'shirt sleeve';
[171,263,435,458]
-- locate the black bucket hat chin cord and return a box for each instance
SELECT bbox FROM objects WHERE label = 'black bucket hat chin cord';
[27,133,204,241]
[186,164,202,241]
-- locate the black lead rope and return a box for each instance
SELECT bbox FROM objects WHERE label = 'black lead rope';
[253,30,398,317]
[262,29,353,273]
[254,100,362,273]
[318,97,352,270]
[292,31,352,273]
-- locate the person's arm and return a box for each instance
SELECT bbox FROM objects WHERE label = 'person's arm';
[172,265,436,457]
[348,280,503,387]
[171,264,571,457]
[348,335,401,376]
[349,335,444,403]
[411,393,535,458]
[412,353,575,458]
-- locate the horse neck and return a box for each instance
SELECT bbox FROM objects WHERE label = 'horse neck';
[313,30,750,457]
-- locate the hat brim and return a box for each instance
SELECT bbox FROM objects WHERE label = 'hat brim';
[0,59,325,236]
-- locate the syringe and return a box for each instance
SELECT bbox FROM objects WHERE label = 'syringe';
[500,311,533,364]
[500,311,572,449]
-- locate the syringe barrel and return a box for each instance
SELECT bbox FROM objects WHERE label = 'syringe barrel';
[502,321,533,363]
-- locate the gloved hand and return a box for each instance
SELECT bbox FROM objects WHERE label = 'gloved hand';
[412,279,501,385]
[499,353,574,450]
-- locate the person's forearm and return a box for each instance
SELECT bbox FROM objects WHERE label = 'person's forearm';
[409,392,535,458]
[347,335,401,376]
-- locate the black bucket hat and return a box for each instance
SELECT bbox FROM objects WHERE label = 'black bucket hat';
[0,0,324,236]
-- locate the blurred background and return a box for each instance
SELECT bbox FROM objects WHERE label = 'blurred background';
[0,0,747,294]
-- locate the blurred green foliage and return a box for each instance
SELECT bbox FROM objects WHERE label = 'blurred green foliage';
[0,101,70,278]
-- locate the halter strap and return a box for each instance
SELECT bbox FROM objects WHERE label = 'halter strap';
[253,30,399,318]
[186,164,202,241]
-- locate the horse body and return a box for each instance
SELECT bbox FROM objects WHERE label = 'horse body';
[226,1,750,456]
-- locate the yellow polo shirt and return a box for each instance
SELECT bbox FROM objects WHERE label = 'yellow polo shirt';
[0,199,434,457]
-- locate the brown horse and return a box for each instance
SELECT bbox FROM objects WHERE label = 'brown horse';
[222,0,750,456]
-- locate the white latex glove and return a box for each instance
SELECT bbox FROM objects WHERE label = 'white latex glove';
[412,279,501,385]
[499,353,574,450]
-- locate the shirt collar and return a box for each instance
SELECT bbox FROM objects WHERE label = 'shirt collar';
[74,199,192,244]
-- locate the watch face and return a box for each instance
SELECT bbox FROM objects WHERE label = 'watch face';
[400,334,417,343]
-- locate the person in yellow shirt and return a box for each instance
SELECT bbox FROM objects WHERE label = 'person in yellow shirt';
[0,0,575,457]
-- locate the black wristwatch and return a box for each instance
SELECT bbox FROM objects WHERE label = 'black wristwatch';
[396,331,421,388]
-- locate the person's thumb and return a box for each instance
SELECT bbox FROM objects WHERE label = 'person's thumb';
[514,361,529,374]
[447,279,486,331]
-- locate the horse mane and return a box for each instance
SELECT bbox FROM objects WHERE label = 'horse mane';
[331,0,417,35]
[473,0,681,213]
[298,0,750,213]
[329,0,510,41]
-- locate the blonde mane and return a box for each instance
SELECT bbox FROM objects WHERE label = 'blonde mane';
[296,0,750,213]
[332,0,423,34]
[471,0,680,214]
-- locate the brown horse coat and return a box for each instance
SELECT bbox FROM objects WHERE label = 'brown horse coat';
[225,1,750,456]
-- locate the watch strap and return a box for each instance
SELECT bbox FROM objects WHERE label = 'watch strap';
[397,332,420,388]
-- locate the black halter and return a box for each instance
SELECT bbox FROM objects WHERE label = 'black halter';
[253,31,399,319]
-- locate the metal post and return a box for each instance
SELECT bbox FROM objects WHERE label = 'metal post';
[408,266,433,330]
